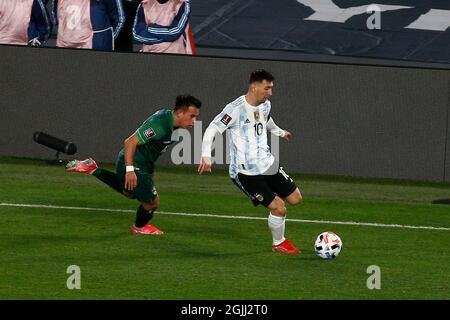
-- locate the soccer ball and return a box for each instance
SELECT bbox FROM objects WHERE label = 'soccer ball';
[314,231,343,259]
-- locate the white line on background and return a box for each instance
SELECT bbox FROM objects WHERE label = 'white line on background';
[1,202,449,231]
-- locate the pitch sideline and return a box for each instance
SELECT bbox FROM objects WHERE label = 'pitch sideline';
[1,202,449,231]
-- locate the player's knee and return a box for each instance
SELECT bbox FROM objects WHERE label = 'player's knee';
[269,197,287,217]
[151,196,160,210]
[142,197,159,211]
[141,202,153,211]
[273,205,287,217]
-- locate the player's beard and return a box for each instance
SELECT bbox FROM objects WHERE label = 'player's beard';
[260,96,270,104]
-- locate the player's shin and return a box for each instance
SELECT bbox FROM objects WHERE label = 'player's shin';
[268,212,286,246]
[135,205,154,228]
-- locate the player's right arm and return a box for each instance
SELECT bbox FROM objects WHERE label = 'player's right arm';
[198,125,218,174]
[123,133,140,191]
[124,115,166,189]
[198,104,237,174]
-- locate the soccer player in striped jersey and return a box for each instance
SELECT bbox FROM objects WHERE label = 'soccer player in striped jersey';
[66,95,202,235]
[198,70,303,254]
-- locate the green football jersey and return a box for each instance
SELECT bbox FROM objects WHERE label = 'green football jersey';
[119,109,175,173]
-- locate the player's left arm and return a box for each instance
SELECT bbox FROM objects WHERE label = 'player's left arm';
[132,3,164,45]
[104,0,125,39]
[28,0,52,46]
[49,0,58,27]
[145,1,190,42]
[267,117,291,141]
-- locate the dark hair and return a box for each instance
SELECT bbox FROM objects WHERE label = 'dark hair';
[249,69,275,84]
[174,94,202,111]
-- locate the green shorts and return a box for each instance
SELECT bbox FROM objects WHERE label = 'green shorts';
[115,154,158,203]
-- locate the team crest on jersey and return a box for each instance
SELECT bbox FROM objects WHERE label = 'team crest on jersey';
[221,114,232,125]
[254,111,260,121]
[144,128,156,139]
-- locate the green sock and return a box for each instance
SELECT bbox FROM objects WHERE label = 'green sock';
[92,168,122,194]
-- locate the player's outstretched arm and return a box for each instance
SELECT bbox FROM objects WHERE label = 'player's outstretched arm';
[283,130,292,141]
[267,117,291,141]
[198,124,220,175]
[198,156,212,174]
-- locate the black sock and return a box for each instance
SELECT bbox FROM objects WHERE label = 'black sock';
[92,168,122,194]
[135,205,154,228]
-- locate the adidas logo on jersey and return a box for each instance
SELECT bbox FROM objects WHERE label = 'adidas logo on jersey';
[245,119,250,124]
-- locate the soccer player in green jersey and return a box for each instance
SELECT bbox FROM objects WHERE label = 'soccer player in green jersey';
[66,94,202,235]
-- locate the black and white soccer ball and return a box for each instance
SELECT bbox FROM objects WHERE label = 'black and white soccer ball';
[314,231,343,259]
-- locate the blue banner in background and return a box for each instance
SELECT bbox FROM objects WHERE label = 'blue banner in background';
[191,0,450,64]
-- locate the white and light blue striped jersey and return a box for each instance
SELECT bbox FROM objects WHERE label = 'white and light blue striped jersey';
[210,95,274,178]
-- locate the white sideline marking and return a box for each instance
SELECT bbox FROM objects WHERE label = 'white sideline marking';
[1,202,450,232]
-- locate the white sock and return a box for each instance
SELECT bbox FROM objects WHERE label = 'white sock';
[268,212,286,246]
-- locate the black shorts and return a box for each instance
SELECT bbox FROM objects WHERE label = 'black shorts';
[231,166,298,207]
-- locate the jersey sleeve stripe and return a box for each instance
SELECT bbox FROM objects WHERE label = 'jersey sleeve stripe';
[135,129,146,144]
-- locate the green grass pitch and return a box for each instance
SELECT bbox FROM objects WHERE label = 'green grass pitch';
[0,157,449,299]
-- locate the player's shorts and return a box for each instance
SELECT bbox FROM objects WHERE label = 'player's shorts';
[231,165,297,207]
[115,154,158,203]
